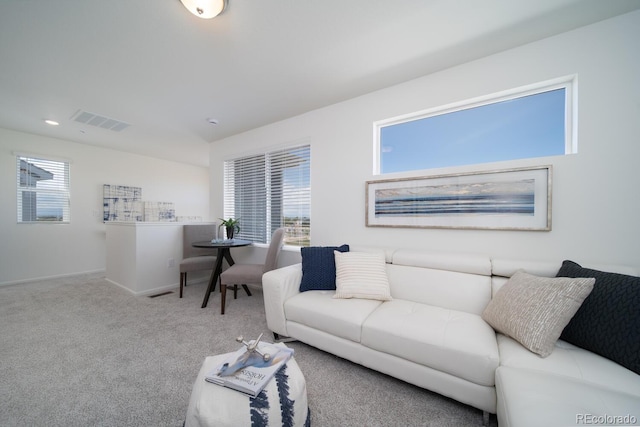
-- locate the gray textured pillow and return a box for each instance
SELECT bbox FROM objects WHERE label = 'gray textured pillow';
[482,270,595,357]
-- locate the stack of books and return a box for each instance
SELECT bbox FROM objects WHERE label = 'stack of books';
[205,341,294,397]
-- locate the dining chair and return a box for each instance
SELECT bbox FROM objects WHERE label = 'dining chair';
[179,224,217,298]
[219,228,286,314]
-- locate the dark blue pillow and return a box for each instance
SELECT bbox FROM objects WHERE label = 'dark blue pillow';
[299,245,349,292]
[557,260,640,375]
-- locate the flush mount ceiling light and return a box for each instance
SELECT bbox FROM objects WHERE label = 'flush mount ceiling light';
[179,0,227,19]
[44,119,59,126]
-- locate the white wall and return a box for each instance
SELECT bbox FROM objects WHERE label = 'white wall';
[0,128,210,284]
[210,11,640,272]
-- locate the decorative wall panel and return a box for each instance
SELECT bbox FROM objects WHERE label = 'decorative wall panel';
[103,184,143,222]
[143,201,176,222]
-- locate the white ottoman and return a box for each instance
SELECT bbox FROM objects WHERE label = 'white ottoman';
[185,354,310,427]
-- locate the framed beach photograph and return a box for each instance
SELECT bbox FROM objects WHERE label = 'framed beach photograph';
[366,166,552,231]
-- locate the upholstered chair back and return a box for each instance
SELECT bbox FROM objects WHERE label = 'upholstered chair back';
[263,228,286,273]
[183,224,217,258]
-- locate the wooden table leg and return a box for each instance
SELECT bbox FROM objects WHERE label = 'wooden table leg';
[223,250,235,267]
[201,248,226,308]
[221,284,226,315]
[219,249,235,314]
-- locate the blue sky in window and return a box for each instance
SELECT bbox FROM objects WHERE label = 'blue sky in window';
[380,88,566,173]
[282,150,310,218]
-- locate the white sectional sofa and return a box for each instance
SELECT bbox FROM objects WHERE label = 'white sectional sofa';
[262,247,640,426]
[491,259,640,427]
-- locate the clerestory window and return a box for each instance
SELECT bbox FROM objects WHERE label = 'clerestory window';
[375,76,576,175]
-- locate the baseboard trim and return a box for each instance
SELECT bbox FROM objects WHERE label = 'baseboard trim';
[0,269,106,287]
[105,278,179,297]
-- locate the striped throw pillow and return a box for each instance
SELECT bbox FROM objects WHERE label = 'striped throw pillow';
[333,251,392,301]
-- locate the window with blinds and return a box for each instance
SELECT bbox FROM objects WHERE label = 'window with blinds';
[223,144,310,246]
[17,155,70,223]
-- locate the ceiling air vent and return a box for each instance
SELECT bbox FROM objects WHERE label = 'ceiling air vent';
[70,110,130,132]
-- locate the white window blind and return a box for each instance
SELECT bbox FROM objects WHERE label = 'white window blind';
[16,155,70,223]
[224,144,310,246]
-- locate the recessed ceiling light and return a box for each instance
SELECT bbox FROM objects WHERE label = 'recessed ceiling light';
[44,119,59,126]
[207,118,219,125]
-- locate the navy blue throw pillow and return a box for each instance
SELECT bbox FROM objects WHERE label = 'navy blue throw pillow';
[557,260,640,375]
[299,245,349,292]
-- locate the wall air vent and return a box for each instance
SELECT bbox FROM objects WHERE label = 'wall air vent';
[70,110,130,132]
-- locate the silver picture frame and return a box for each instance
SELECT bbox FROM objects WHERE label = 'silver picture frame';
[366,166,552,231]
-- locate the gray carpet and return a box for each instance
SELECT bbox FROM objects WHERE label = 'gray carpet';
[0,273,497,427]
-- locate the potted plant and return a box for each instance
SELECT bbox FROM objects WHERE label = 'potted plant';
[219,218,240,240]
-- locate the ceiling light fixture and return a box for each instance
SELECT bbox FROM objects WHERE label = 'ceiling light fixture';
[179,0,227,19]
[44,119,59,126]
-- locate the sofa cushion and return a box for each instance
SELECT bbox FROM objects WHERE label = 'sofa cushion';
[299,244,349,292]
[481,270,595,357]
[557,260,640,375]
[361,299,499,386]
[284,290,382,343]
[387,264,492,315]
[333,251,392,301]
[497,334,640,397]
[496,366,640,427]
[391,249,492,276]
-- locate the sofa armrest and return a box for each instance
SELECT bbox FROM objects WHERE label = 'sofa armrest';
[262,263,303,337]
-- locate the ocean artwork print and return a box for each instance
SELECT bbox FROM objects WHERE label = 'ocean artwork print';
[374,179,535,217]
[366,166,551,231]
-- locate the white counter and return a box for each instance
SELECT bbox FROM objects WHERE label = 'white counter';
[105,222,214,296]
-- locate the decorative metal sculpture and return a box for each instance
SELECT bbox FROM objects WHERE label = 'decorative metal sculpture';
[217,333,272,377]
